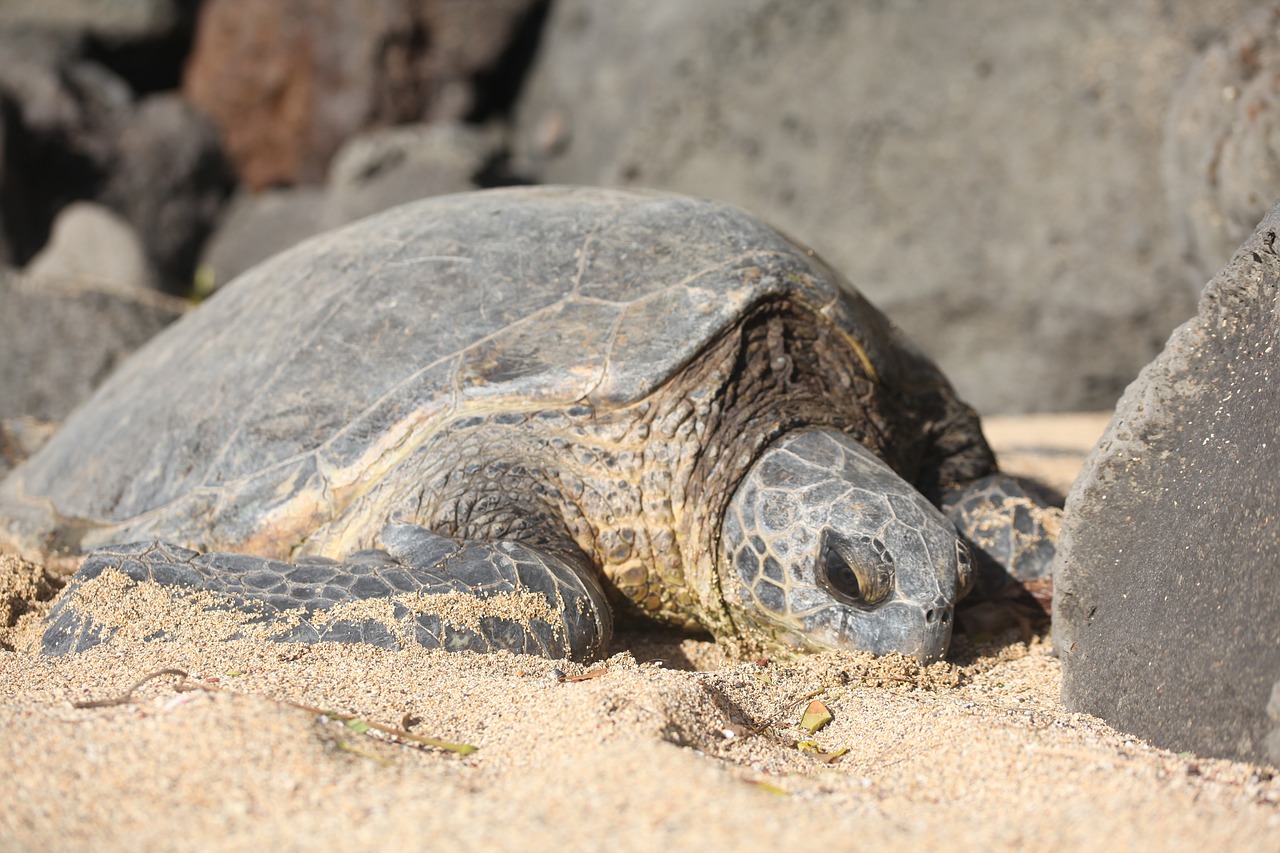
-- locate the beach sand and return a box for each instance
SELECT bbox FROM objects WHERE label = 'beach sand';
[2,412,1277,851]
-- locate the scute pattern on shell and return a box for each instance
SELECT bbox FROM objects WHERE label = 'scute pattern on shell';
[0,186,944,558]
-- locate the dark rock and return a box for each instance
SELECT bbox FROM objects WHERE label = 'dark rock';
[0,0,200,95]
[100,93,233,289]
[182,0,539,190]
[1165,6,1280,293]
[0,33,130,261]
[512,0,1262,413]
[3,45,132,168]
[25,201,156,290]
[0,31,89,135]
[0,92,19,266]
[1055,199,1280,765]
[0,29,230,291]
[0,268,186,421]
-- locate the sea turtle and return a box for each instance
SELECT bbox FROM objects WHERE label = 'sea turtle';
[0,187,1056,663]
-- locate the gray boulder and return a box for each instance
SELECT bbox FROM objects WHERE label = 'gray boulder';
[512,0,1260,413]
[0,268,185,421]
[0,0,186,45]
[324,122,503,226]
[199,122,500,292]
[196,187,328,295]
[1165,6,1280,293]
[24,201,156,291]
[1054,199,1280,765]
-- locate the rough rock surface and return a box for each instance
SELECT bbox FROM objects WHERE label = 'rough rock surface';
[183,0,539,190]
[0,269,185,421]
[513,0,1261,413]
[1055,199,1280,765]
[1165,6,1280,292]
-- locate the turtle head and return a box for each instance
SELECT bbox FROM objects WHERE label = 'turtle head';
[718,429,973,661]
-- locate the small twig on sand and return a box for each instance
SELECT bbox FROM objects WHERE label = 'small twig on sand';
[285,701,477,755]
[69,667,476,755]
[558,666,608,683]
[71,668,190,709]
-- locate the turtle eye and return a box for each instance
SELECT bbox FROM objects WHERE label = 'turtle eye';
[816,529,893,608]
[955,539,975,597]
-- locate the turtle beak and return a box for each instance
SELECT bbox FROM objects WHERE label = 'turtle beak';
[913,598,954,662]
[810,595,953,662]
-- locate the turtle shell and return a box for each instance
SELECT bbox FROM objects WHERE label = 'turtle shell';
[0,186,981,556]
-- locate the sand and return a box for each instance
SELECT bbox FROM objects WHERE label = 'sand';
[2,412,1278,852]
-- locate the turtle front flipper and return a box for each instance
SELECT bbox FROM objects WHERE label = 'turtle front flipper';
[40,523,612,662]
[940,474,1060,600]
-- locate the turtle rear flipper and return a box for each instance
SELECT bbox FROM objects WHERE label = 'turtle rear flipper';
[941,474,1060,601]
[41,525,612,662]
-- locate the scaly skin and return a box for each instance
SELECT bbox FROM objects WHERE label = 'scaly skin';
[43,524,611,660]
[720,429,972,661]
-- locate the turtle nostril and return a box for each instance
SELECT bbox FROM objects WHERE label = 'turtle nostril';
[925,607,951,625]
